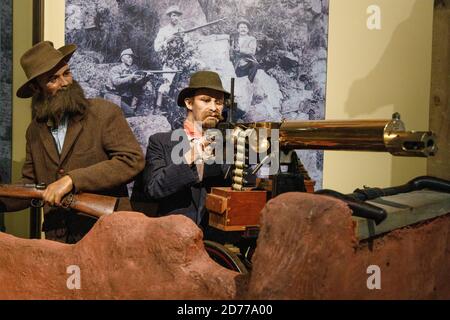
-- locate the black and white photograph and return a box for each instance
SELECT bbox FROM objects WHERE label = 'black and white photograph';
[65,0,329,188]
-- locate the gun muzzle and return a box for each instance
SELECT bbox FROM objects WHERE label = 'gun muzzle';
[384,131,437,157]
[276,114,437,157]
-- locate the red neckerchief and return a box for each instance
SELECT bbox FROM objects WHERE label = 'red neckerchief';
[183,120,203,140]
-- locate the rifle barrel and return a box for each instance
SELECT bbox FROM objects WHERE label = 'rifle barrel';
[0,184,44,199]
[138,70,180,74]
[182,17,226,34]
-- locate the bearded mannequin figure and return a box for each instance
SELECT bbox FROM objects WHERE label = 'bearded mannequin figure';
[0,41,144,243]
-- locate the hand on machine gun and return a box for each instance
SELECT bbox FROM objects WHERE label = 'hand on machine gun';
[184,134,217,165]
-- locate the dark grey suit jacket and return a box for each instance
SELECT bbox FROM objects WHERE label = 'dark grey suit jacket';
[141,131,229,226]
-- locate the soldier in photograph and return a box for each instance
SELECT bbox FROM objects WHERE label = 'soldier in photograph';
[153,5,187,109]
[107,48,149,117]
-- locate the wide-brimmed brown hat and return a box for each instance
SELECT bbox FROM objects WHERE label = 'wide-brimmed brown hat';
[16,41,77,98]
[177,71,230,107]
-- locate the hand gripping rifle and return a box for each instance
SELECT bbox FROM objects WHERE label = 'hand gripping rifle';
[0,183,118,219]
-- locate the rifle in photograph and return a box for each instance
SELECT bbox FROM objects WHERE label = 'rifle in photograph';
[174,17,228,36]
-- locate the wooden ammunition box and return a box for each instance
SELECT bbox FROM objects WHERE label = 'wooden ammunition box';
[206,187,268,231]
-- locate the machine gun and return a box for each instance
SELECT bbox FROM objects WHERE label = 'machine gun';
[205,79,437,231]
[0,183,118,219]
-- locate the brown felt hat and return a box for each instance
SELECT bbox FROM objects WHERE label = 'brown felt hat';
[177,71,230,107]
[16,41,77,98]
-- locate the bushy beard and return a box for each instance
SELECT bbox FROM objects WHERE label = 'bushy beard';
[32,80,89,126]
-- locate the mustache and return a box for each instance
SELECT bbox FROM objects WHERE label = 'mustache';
[202,111,224,121]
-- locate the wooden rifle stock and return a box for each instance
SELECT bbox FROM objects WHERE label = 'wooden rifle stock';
[0,184,118,219]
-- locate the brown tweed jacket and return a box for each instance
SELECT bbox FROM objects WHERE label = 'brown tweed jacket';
[1,98,144,230]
